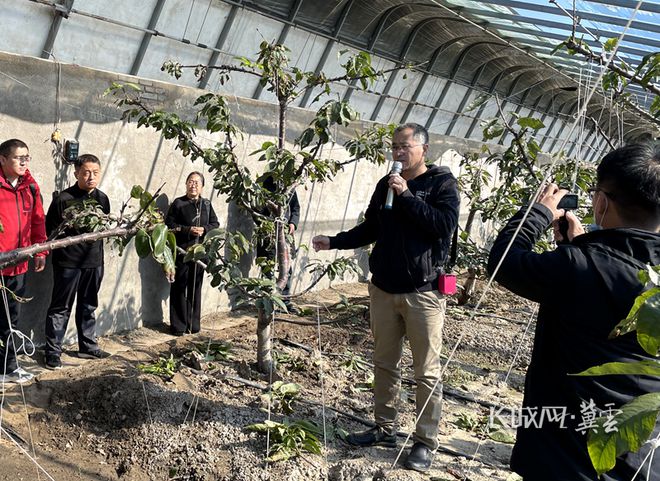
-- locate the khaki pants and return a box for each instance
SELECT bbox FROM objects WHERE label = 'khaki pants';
[368,283,445,449]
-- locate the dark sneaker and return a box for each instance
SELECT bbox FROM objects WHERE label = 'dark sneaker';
[0,367,34,384]
[78,349,111,360]
[404,442,434,472]
[45,356,62,370]
[346,426,397,448]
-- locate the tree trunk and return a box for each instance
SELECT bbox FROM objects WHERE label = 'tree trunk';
[464,207,477,240]
[255,96,289,374]
[458,267,477,306]
[457,206,478,306]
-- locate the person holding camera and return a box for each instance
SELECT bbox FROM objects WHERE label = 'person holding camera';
[487,143,660,480]
[313,123,460,472]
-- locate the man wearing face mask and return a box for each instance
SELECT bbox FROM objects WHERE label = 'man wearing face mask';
[44,154,111,369]
[487,143,660,481]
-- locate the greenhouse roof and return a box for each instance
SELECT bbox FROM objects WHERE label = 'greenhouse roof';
[237,0,659,140]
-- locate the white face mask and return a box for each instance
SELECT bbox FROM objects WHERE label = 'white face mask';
[588,194,609,232]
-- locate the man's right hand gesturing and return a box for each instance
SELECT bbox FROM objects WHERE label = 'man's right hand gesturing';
[312,235,330,252]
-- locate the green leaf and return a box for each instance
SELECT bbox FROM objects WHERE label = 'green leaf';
[151,224,168,257]
[139,191,154,210]
[650,96,660,118]
[603,38,618,52]
[167,231,177,255]
[278,383,301,395]
[130,185,144,199]
[587,393,660,476]
[550,40,568,56]
[610,287,660,338]
[481,118,505,140]
[517,117,545,131]
[488,428,516,444]
[161,246,176,276]
[572,360,660,377]
[135,229,152,258]
[465,93,491,113]
[637,292,660,356]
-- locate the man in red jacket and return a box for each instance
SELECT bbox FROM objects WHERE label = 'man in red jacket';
[0,139,47,384]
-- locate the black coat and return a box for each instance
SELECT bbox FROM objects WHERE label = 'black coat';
[165,196,219,252]
[46,184,111,269]
[330,165,460,293]
[488,204,660,481]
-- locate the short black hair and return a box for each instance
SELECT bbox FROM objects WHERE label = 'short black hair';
[597,142,660,222]
[186,171,205,186]
[75,154,101,169]
[394,123,429,145]
[0,139,28,157]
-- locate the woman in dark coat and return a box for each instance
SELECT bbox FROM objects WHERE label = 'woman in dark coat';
[165,172,219,335]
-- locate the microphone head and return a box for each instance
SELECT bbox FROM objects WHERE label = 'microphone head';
[391,161,403,174]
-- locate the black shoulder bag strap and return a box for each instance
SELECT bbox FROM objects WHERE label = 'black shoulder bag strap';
[446,226,459,272]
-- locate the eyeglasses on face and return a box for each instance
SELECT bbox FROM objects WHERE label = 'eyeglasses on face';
[12,155,31,163]
[186,180,201,186]
[587,187,614,201]
[390,144,423,152]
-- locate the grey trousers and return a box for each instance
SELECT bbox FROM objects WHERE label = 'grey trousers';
[368,283,446,450]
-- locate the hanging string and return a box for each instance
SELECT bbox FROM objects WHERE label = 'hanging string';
[503,305,538,385]
[194,0,213,44]
[182,0,197,40]
[0,274,41,481]
[315,306,329,471]
[0,425,56,481]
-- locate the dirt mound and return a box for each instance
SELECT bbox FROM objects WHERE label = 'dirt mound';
[1,282,533,481]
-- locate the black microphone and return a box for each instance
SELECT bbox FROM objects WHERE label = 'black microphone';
[384,161,403,210]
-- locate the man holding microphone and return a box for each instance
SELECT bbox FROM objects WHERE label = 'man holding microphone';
[313,123,460,472]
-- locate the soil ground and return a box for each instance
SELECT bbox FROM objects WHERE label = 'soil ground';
[0,280,534,481]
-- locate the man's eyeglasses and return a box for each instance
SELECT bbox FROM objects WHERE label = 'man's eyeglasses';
[390,144,423,152]
[12,155,31,163]
[587,187,614,201]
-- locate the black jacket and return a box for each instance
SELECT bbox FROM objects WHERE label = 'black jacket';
[255,190,300,258]
[488,204,660,481]
[46,184,111,269]
[330,165,460,293]
[286,191,300,228]
[165,196,219,252]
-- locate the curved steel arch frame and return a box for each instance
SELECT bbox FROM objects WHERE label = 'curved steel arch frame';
[230,0,650,142]
[444,52,525,136]
[424,39,509,130]
[464,64,538,139]
[400,33,488,123]
[369,15,484,121]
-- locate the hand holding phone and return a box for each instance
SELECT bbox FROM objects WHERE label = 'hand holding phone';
[555,193,578,244]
